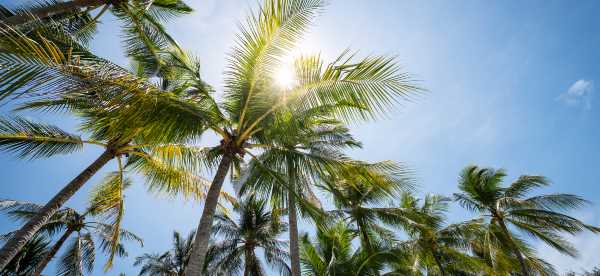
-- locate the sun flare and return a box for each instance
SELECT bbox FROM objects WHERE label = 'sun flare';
[274,65,296,89]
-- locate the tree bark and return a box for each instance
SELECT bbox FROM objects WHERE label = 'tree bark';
[497,219,529,276]
[1,0,107,26]
[185,154,232,276]
[0,149,115,270]
[432,250,446,276]
[243,246,254,276]
[288,185,301,276]
[32,228,75,276]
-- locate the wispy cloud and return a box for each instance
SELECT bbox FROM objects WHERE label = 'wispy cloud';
[557,79,594,110]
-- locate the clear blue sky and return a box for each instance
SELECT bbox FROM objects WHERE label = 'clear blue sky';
[1,0,600,274]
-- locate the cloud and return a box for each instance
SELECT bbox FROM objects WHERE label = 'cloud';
[557,79,594,110]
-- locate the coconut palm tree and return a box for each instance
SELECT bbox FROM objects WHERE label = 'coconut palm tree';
[391,193,483,275]
[453,165,600,276]
[134,230,195,276]
[0,234,49,276]
[205,196,290,276]
[237,103,362,275]
[0,25,217,269]
[318,161,413,251]
[300,220,391,276]
[183,0,420,273]
[0,199,143,275]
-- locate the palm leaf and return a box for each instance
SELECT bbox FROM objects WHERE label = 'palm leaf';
[0,116,84,159]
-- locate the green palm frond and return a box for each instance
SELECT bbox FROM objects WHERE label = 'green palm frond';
[87,165,131,271]
[0,234,50,276]
[57,232,95,276]
[224,0,326,126]
[0,116,85,159]
[207,196,290,275]
[126,150,210,199]
[288,52,421,122]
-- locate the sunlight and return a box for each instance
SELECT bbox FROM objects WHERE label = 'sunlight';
[274,64,296,89]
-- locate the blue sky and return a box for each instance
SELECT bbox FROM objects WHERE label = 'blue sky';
[1,0,600,274]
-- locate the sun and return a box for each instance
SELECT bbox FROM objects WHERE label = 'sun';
[274,65,296,89]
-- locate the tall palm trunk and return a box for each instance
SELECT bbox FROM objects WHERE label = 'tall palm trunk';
[31,228,75,276]
[1,0,107,26]
[288,186,301,276]
[497,218,529,276]
[243,245,254,276]
[286,159,301,276]
[0,149,115,270]
[185,154,233,275]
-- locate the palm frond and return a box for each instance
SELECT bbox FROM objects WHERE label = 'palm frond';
[0,116,84,159]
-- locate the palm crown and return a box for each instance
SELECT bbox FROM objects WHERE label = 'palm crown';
[454,165,600,275]
[205,196,290,276]
[0,199,143,274]
[134,230,195,276]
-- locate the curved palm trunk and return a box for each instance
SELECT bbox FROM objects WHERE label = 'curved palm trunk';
[497,219,529,276]
[185,154,232,275]
[288,187,301,276]
[0,149,115,270]
[1,0,107,26]
[32,228,75,276]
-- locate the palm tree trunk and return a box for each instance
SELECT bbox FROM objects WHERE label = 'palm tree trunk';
[185,154,232,275]
[497,219,529,276]
[288,186,301,276]
[0,149,115,270]
[243,246,254,276]
[432,251,446,276]
[31,228,75,276]
[286,158,301,276]
[1,0,107,26]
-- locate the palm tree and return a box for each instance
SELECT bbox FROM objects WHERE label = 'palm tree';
[205,196,290,276]
[300,220,390,276]
[0,234,49,276]
[0,199,143,275]
[183,0,420,273]
[134,230,195,276]
[318,161,413,251]
[453,165,600,276]
[392,193,483,275]
[0,25,216,269]
[237,103,362,275]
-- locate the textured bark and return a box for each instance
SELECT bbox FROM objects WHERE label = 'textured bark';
[498,219,529,276]
[185,155,232,275]
[432,251,446,276]
[1,0,107,26]
[32,228,75,276]
[243,246,254,276]
[0,149,115,270]
[288,188,301,276]
[286,158,301,276]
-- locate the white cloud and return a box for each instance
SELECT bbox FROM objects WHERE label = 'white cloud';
[557,79,594,110]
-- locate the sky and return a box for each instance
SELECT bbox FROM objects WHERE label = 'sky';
[1,0,600,274]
